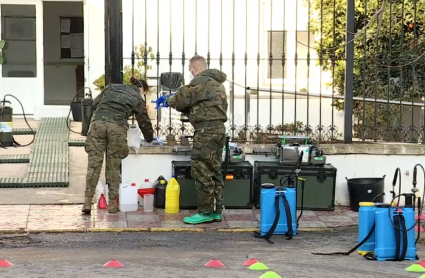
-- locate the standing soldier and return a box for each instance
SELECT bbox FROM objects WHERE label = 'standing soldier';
[166,55,228,224]
[82,77,154,215]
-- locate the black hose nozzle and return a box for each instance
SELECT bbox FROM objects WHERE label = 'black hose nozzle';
[413,166,418,188]
[392,168,400,187]
[297,151,304,169]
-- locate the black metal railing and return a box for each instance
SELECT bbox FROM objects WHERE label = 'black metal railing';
[120,0,425,144]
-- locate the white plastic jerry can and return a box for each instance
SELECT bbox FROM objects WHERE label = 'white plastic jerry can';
[119,182,138,212]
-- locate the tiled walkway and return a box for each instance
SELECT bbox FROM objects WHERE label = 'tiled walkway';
[0,205,358,232]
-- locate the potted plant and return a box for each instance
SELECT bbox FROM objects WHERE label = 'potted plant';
[93,44,155,96]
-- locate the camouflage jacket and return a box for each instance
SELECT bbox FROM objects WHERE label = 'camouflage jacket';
[91,84,154,142]
[167,69,228,130]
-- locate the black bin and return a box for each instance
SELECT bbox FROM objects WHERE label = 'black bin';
[346,175,385,212]
[70,101,82,122]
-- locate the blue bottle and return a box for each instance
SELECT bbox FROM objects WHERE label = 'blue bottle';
[374,203,416,261]
[358,202,376,255]
[259,183,297,236]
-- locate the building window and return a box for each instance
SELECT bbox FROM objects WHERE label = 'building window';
[267,30,315,80]
[1,4,37,78]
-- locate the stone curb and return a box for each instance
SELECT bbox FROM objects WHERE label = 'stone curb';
[0,226,340,234]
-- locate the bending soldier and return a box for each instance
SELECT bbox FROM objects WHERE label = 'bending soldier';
[82,77,154,214]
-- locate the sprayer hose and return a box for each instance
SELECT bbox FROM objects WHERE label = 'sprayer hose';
[388,164,425,235]
[66,87,92,134]
[2,94,35,147]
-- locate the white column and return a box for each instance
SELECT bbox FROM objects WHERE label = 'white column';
[83,0,90,89]
[35,0,44,108]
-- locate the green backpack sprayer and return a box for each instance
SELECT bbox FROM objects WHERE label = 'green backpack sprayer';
[275,135,326,166]
[312,164,425,261]
[0,94,35,148]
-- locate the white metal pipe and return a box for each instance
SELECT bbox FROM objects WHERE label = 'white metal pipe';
[248,87,425,107]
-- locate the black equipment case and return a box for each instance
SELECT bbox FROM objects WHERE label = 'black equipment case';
[171,160,253,209]
[253,161,337,211]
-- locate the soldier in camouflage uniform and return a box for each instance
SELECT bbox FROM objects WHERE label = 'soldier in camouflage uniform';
[82,77,154,214]
[166,55,228,224]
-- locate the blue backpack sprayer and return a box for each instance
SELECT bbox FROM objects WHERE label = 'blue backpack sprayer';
[254,152,305,244]
[312,164,425,261]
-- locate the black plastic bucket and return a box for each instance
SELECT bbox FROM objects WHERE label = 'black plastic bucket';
[70,101,82,122]
[346,175,386,212]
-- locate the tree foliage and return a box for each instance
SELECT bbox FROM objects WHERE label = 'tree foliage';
[307,0,425,140]
[93,44,155,91]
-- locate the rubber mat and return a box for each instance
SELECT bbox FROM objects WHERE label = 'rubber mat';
[68,139,86,147]
[0,154,30,164]
[0,117,69,188]
[12,128,37,135]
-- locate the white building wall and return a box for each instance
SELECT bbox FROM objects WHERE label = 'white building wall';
[34,0,104,119]
[43,1,83,105]
[0,1,44,115]
[1,0,340,128]
[84,0,104,99]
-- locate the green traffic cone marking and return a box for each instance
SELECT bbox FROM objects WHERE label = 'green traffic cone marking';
[405,264,425,273]
[249,262,269,271]
[260,271,282,278]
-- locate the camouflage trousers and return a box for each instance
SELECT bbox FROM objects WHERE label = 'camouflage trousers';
[191,125,226,215]
[84,120,129,200]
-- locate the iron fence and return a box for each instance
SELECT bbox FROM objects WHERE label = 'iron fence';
[122,0,425,144]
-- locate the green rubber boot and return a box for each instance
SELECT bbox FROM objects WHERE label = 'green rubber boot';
[212,212,222,222]
[183,213,214,224]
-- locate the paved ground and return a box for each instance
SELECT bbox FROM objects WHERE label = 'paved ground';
[0,119,424,277]
[0,205,358,232]
[0,119,360,233]
[0,120,104,205]
[1,229,424,277]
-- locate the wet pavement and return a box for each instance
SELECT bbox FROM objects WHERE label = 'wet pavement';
[1,229,424,277]
[0,204,358,232]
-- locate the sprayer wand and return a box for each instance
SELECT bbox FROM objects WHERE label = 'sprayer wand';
[413,164,425,244]
[279,151,304,187]
[388,165,425,239]
[392,168,401,206]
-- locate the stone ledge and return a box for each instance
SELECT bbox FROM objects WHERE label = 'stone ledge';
[129,143,425,155]
[320,143,425,155]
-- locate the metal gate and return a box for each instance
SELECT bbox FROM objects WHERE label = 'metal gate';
[120,0,425,144]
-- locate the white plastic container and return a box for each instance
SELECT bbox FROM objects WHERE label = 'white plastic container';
[139,179,153,206]
[384,193,391,204]
[119,182,138,212]
[142,179,152,189]
[384,192,395,205]
[144,194,154,212]
[95,181,104,203]
[127,125,142,154]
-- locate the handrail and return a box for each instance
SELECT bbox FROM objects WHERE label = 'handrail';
[249,86,425,107]
[226,79,248,90]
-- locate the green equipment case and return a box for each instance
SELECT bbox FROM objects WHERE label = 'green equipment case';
[253,161,337,211]
[171,161,253,209]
